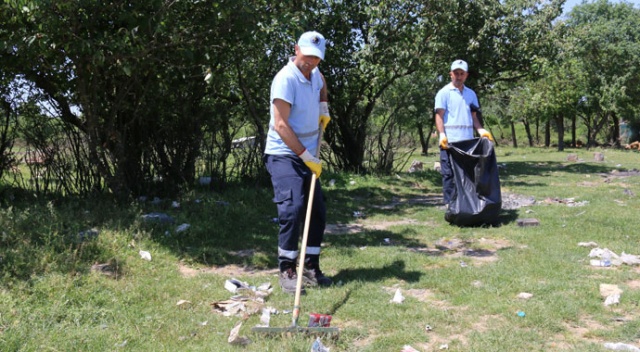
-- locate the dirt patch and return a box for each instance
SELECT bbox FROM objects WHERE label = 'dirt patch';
[501,192,537,210]
[370,194,444,210]
[625,280,640,290]
[407,237,511,266]
[382,286,459,310]
[577,181,602,187]
[563,316,610,342]
[325,219,436,235]
[178,263,278,278]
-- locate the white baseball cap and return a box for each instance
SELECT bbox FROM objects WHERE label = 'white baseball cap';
[297,31,326,60]
[450,59,468,72]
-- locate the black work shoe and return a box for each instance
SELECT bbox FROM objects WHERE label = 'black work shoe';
[279,268,305,295]
[303,264,333,287]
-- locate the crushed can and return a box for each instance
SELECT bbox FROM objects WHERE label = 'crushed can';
[308,313,332,327]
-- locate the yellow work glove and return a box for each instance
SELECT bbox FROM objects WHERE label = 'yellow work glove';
[439,133,449,149]
[299,149,322,178]
[477,128,494,141]
[319,102,331,131]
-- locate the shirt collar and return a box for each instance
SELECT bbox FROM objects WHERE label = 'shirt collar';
[447,82,466,92]
[287,58,310,83]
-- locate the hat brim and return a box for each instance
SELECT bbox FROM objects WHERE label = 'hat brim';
[299,47,324,60]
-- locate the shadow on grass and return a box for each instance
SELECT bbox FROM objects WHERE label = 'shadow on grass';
[0,157,626,283]
[332,259,423,284]
[500,160,615,178]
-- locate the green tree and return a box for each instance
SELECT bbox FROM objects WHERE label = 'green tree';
[563,0,640,147]
[1,0,249,196]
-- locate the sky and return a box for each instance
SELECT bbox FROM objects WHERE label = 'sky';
[562,0,640,15]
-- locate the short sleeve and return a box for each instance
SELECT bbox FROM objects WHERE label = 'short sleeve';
[271,73,295,105]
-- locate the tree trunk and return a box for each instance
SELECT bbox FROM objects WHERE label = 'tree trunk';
[556,115,564,152]
[544,119,551,147]
[571,114,577,147]
[611,112,620,147]
[511,121,517,148]
[523,119,533,147]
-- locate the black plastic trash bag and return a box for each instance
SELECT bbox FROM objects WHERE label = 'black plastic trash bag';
[445,138,501,226]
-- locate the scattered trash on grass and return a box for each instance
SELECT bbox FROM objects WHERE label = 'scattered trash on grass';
[390,288,405,304]
[353,211,366,218]
[603,342,640,351]
[605,294,620,306]
[600,284,623,306]
[175,223,190,233]
[176,300,191,307]
[401,345,421,352]
[228,321,251,346]
[516,218,540,227]
[308,313,332,327]
[213,279,273,317]
[139,250,152,261]
[212,299,262,317]
[578,242,598,247]
[408,160,423,173]
[516,311,526,317]
[543,197,589,207]
[439,344,449,350]
[589,248,622,266]
[223,279,272,299]
[312,337,331,352]
[425,324,433,332]
[517,292,533,300]
[141,212,174,224]
[257,308,271,327]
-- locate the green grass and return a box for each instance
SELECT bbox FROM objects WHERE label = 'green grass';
[1,146,640,351]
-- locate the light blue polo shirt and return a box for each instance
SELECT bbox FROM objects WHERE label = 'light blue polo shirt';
[265,58,323,156]
[434,83,479,142]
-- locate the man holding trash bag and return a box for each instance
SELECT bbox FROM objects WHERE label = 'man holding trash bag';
[434,59,494,208]
[264,31,333,294]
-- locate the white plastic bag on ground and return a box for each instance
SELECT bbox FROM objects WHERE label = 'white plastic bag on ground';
[603,342,640,351]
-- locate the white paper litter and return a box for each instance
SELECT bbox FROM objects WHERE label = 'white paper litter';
[401,345,420,352]
[604,342,640,351]
[139,250,151,261]
[175,223,190,233]
[604,294,621,306]
[228,321,251,345]
[390,288,405,304]
[620,252,640,265]
[258,308,271,327]
[517,292,533,299]
[578,241,598,247]
[176,300,191,307]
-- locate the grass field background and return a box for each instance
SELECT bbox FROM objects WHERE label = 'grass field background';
[1,146,639,351]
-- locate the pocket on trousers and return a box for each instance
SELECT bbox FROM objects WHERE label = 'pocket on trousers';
[272,188,293,204]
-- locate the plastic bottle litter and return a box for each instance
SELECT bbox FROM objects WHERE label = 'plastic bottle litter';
[602,251,612,267]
